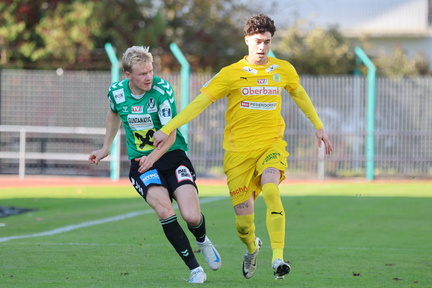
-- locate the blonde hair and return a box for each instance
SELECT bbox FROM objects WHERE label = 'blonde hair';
[122,46,153,72]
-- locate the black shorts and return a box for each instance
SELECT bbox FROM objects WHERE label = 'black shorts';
[129,149,198,201]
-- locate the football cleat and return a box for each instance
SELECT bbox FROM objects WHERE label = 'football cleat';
[188,267,207,283]
[242,237,262,279]
[272,258,291,280]
[197,236,221,271]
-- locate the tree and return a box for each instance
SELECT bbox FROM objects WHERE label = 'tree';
[93,0,165,64]
[0,0,27,65]
[157,0,254,71]
[372,47,431,77]
[28,1,102,69]
[274,20,356,75]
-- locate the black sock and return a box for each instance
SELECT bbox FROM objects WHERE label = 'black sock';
[160,215,199,270]
[188,213,206,243]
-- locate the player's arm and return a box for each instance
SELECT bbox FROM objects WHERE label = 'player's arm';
[289,85,323,129]
[89,109,122,164]
[135,130,176,173]
[289,85,333,155]
[153,93,213,148]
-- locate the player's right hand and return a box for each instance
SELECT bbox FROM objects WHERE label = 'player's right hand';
[88,148,109,165]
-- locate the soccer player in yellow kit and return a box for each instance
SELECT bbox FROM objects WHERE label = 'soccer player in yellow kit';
[154,14,333,280]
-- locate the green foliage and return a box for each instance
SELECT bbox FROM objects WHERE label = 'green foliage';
[31,2,101,64]
[157,0,251,71]
[274,21,356,75]
[0,0,27,65]
[1,0,431,74]
[373,47,431,77]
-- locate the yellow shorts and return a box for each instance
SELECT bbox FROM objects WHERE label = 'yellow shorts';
[224,141,289,207]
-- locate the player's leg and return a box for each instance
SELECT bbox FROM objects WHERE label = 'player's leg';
[129,161,205,283]
[146,185,206,282]
[257,143,291,279]
[224,150,261,278]
[174,184,221,271]
[170,155,221,272]
[261,168,285,260]
[234,195,262,279]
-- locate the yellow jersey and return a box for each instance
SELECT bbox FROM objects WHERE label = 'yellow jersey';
[200,56,322,152]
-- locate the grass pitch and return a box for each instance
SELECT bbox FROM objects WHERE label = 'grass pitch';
[0,181,431,287]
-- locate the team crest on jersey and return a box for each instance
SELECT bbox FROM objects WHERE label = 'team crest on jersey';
[273,73,281,82]
[113,88,125,104]
[176,165,193,182]
[147,98,157,113]
[242,66,258,75]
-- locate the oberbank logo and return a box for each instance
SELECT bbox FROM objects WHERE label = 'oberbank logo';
[241,86,280,96]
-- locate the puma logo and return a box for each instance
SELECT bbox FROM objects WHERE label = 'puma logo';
[271,211,283,216]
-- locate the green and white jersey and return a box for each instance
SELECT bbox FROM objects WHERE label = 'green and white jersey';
[107,76,188,159]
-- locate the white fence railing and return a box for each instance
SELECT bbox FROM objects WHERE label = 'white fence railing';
[0,125,120,179]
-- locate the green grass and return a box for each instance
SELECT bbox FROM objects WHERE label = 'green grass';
[1,182,431,287]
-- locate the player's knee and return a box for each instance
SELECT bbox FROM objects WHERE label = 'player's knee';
[183,213,202,226]
[262,183,280,200]
[236,214,254,235]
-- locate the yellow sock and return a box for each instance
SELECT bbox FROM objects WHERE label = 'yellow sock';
[262,183,285,261]
[235,214,256,253]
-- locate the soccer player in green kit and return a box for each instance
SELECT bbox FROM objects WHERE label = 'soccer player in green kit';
[153,14,333,280]
[89,46,221,284]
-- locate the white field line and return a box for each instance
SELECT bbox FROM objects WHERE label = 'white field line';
[0,196,226,243]
[3,242,421,252]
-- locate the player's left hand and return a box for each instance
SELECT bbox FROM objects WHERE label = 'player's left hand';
[316,129,333,155]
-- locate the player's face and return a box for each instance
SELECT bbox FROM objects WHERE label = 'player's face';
[245,32,272,65]
[126,62,154,94]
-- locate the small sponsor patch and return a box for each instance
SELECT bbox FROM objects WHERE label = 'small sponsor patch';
[113,89,125,104]
[176,165,193,182]
[266,64,279,73]
[140,169,161,186]
[240,101,277,110]
[242,67,258,74]
[132,106,143,113]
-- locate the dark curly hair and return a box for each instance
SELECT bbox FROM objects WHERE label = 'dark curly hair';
[243,14,276,37]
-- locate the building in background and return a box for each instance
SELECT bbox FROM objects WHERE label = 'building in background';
[286,0,432,67]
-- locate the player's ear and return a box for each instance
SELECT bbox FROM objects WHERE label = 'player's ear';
[124,70,132,79]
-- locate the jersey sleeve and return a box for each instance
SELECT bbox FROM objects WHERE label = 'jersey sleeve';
[160,93,213,135]
[107,80,127,113]
[289,85,324,129]
[155,80,177,126]
[283,62,301,92]
[200,67,232,100]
